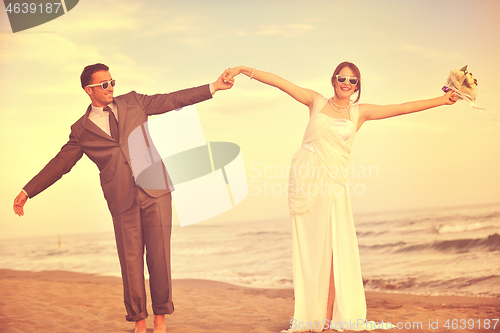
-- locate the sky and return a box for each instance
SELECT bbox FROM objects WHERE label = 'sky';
[1,0,499,239]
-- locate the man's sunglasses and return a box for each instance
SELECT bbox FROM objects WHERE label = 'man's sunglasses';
[86,79,116,90]
[335,75,358,85]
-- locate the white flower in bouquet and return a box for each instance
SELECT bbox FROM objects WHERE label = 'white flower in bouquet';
[443,65,478,101]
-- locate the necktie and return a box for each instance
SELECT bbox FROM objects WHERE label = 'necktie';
[104,105,119,140]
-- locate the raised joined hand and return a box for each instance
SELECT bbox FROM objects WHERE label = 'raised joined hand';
[213,70,235,92]
[223,67,241,82]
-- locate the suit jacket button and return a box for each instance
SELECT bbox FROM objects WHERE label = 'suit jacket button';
[120,143,125,147]
[124,161,128,165]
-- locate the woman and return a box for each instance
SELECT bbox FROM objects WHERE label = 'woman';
[223,63,457,332]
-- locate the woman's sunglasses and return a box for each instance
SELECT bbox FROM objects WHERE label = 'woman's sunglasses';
[335,75,358,85]
[86,79,116,90]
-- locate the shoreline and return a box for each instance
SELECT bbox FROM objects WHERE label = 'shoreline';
[1,269,499,333]
[1,268,497,298]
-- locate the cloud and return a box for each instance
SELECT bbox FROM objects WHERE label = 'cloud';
[139,15,206,37]
[0,33,101,67]
[398,43,465,63]
[236,23,315,38]
[106,9,212,48]
[0,33,162,97]
[53,0,142,33]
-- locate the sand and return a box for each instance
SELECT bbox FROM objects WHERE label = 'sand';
[0,269,498,333]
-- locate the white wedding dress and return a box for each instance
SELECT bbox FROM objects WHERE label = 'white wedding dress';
[284,94,381,332]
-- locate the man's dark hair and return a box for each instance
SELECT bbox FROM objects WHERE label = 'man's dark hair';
[80,63,110,89]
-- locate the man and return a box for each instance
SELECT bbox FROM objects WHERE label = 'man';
[13,63,233,333]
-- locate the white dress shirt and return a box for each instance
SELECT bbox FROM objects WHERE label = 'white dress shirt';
[88,102,118,137]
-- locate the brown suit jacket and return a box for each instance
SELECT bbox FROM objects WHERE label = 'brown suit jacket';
[24,85,212,216]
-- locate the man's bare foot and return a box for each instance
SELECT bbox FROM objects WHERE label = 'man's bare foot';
[135,319,147,333]
[153,314,167,333]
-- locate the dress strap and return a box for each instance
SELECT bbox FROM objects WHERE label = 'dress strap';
[347,103,360,146]
[310,94,328,116]
[350,103,360,125]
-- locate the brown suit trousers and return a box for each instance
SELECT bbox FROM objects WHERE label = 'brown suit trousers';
[113,187,173,321]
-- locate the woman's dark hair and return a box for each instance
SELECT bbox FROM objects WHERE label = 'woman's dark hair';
[80,63,110,89]
[331,61,361,103]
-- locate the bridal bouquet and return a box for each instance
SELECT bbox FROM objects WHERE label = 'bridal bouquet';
[442,65,478,102]
[442,65,499,127]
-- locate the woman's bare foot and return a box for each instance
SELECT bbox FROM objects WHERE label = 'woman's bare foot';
[135,319,147,333]
[153,314,167,333]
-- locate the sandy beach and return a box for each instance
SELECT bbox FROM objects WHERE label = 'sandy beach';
[0,269,498,333]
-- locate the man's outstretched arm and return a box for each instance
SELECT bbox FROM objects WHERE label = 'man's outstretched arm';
[14,129,84,216]
[136,70,235,116]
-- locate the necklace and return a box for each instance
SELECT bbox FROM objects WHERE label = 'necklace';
[328,98,351,113]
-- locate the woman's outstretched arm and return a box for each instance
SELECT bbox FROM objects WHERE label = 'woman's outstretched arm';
[224,66,318,108]
[358,91,458,127]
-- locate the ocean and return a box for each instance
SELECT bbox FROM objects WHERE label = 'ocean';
[1,202,499,298]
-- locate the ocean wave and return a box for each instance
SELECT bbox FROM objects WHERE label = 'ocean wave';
[356,230,388,237]
[363,277,418,290]
[175,245,247,256]
[360,233,500,254]
[359,241,407,251]
[398,233,500,253]
[363,275,500,297]
[436,222,487,234]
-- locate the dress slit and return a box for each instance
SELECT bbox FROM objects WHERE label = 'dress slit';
[326,253,335,321]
